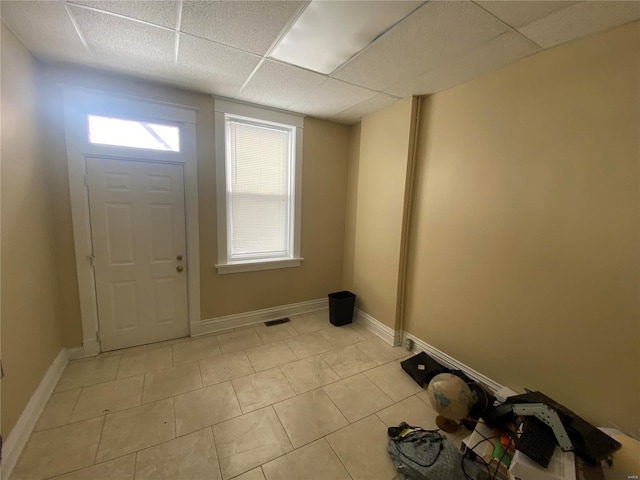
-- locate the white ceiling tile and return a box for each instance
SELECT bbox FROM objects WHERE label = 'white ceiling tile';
[0,1,93,63]
[236,60,327,110]
[330,93,402,124]
[332,1,510,91]
[180,0,305,55]
[68,1,177,28]
[518,1,640,49]
[69,5,175,67]
[176,34,261,98]
[289,78,379,118]
[476,1,578,29]
[386,30,540,97]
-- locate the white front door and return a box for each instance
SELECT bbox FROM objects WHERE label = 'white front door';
[87,157,189,351]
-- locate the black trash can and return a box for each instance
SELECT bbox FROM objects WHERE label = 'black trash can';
[328,291,356,326]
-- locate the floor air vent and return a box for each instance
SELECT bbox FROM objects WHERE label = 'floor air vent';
[264,318,290,327]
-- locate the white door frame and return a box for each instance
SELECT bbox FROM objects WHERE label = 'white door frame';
[63,88,200,356]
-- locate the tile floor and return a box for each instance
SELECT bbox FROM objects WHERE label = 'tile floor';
[12,310,468,480]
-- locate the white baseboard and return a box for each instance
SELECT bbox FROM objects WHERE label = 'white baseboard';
[401,331,503,393]
[191,298,328,337]
[337,308,503,393]
[353,309,399,346]
[66,346,90,360]
[1,348,73,479]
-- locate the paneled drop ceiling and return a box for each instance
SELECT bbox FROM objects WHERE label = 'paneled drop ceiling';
[2,0,639,124]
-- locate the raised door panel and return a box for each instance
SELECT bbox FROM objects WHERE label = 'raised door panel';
[87,157,188,351]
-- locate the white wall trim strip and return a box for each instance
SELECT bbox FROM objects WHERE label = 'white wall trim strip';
[191,298,328,336]
[353,308,398,346]
[1,348,71,480]
[401,331,503,393]
[350,308,503,393]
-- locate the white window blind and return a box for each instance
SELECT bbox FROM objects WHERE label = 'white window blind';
[225,118,293,260]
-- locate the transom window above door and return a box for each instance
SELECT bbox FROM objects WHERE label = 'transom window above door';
[88,115,180,152]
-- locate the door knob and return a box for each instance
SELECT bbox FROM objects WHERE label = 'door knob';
[177,266,184,272]
[177,255,183,261]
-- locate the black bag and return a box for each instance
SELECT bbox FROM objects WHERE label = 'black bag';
[387,423,489,480]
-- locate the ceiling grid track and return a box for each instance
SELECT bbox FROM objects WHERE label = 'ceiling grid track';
[470,0,548,51]
[64,2,91,54]
[236,1,312,98]
[3,0,638,123]
[174,0,183,66]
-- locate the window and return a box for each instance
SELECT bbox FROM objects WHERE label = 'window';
[214,100,303,274]
[88,115,180,152]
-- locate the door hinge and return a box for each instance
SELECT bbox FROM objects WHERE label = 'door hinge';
[88,254,96,267]
[83,174,89,186]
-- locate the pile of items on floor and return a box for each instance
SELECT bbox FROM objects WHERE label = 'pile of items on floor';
[387,352,638,480]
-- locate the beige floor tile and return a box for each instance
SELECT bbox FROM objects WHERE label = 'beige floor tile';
[355,338,408,365]
[273,389,348,448]
[216,329,262,353]
[376,395,440,430]
[312,309,331,323]
[232,368,296,413]
[262,438,350,480]
[175,382,242,436]
[117,345,172,378]
[172,335,221,365]
[71,375,144,422]
[200,351,254,386]
[284,332,333,359]
[317,325,366,348]
[99,344,150,357]
[212,407,293,480]
[253,323,298,344]
[415,389,433,407]
[230,468,265,480]
[321,344,378,378]
[34,389,80,431]
[244,341,297,372]
[323,374,393,422]
[96,397,175,462]
[49,454,135,480]
[11,417,104,480]
[143,362,202,403]
[364,362,423,402]
[135,428,222,480]
[154,336,192,347]
[55,357,120,392]
[280,355,339,394]
[350,322,377,339]
[289,313,330,334]
[326,415,397,480]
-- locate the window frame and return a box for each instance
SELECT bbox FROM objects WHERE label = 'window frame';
[214,99,304,274]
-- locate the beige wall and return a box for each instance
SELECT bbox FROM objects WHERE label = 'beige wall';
[342,124,361,290]
[343,97,417,329]
[1,24,65,437]
[404,22,640,433]
[39,63,350,344]
[202,117,350,316]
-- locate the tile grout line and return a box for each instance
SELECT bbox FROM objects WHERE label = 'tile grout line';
[210,426,224,480]
[23,317,412,479]
[93,414,108,465]
[67,386,84,424]
[323,435,355,480]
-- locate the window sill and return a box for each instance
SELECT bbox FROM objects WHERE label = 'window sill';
[215,257,304,274]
